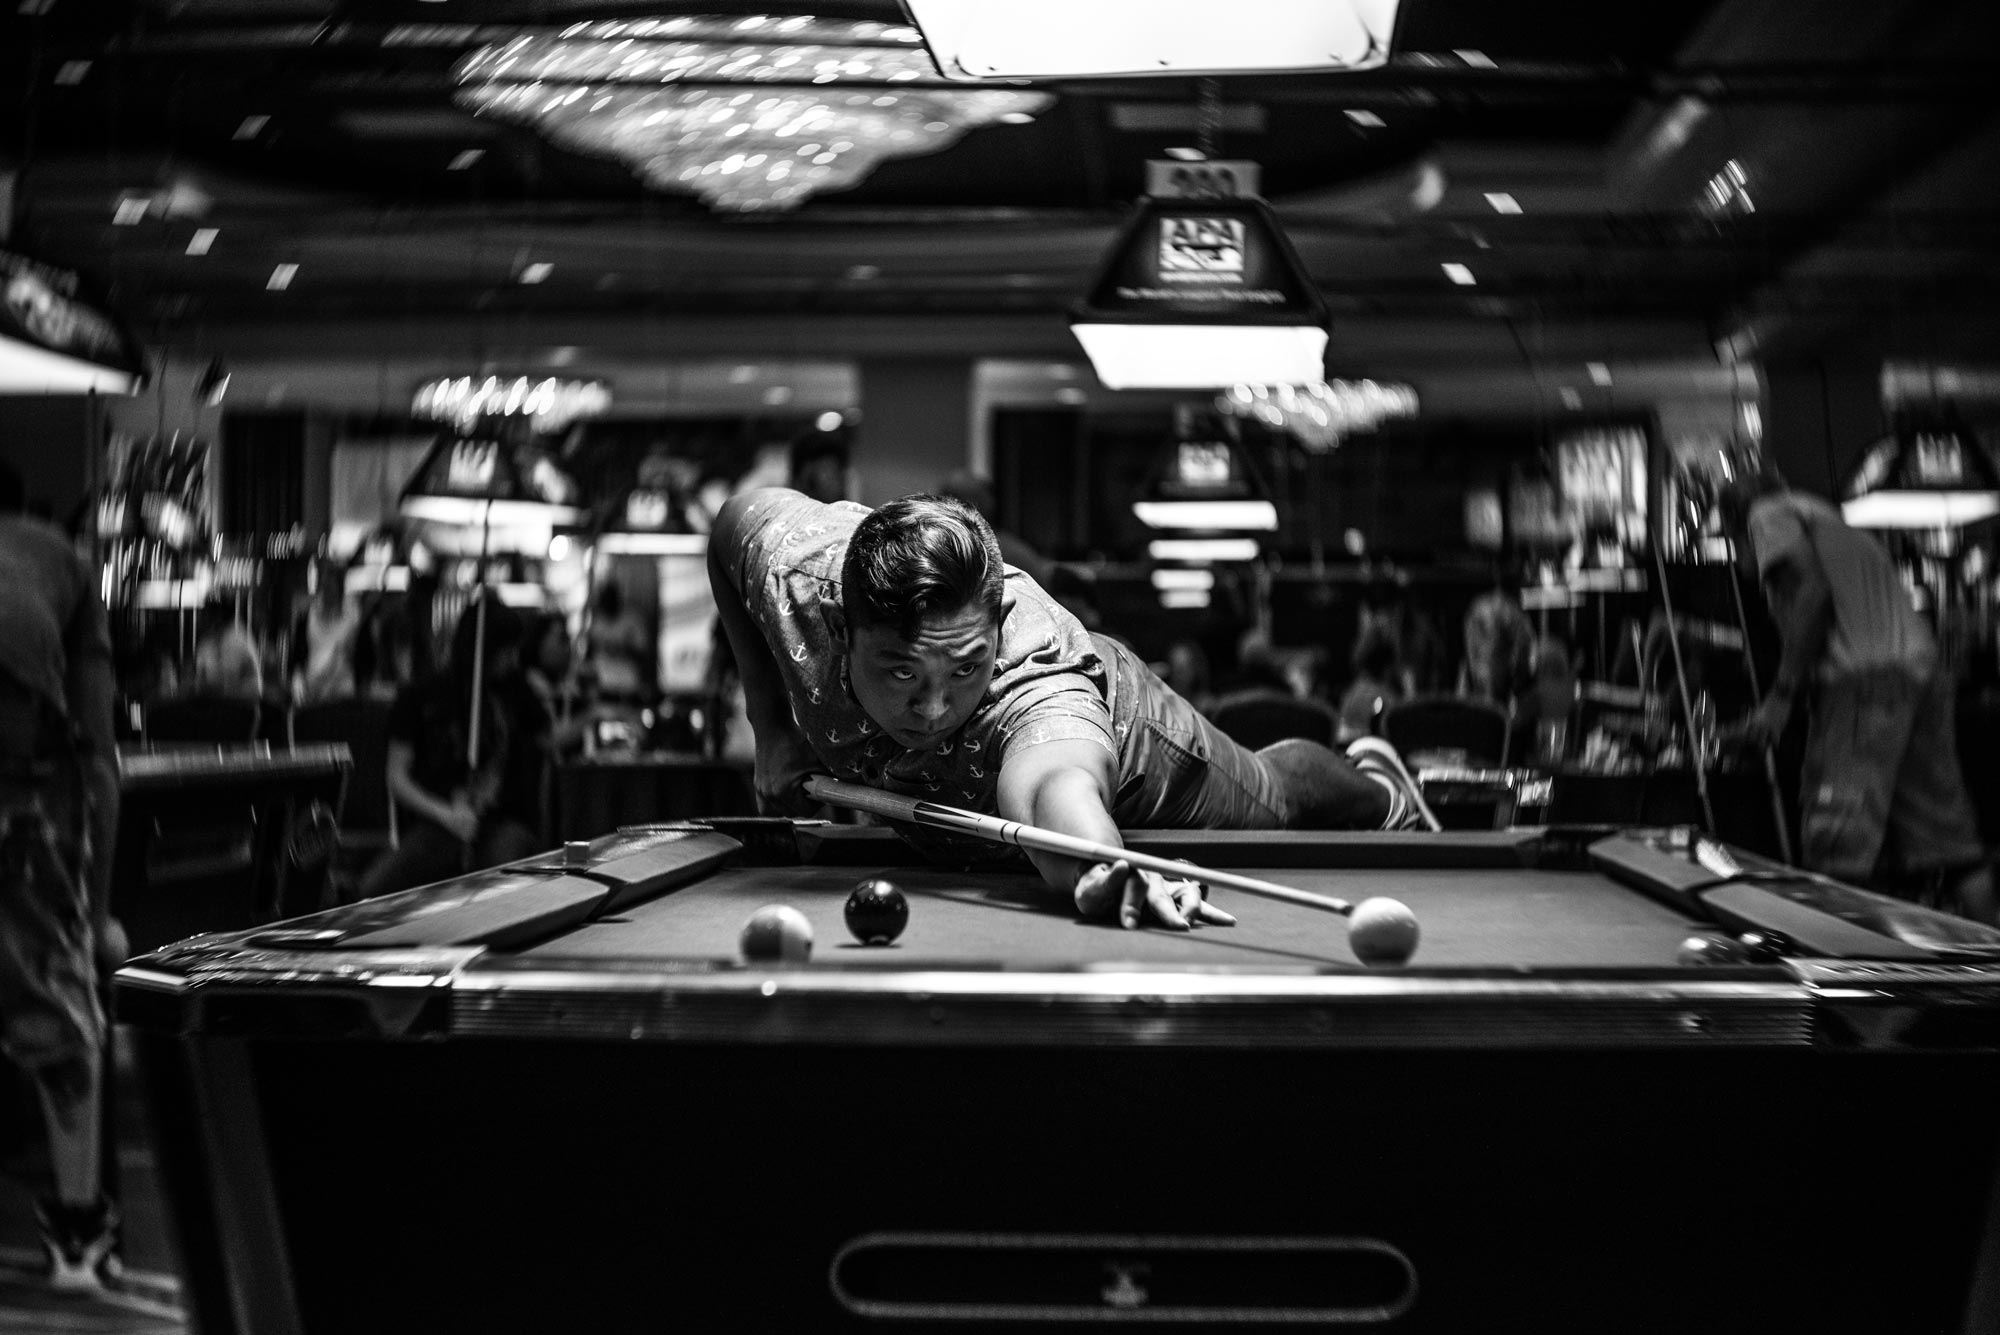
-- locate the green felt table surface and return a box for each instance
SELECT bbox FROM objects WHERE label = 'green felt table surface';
[523,859,1702,971]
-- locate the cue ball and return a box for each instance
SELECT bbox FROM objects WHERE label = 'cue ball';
[845,878,909,945]
[1348,897,1420,967]
[740,905,813,963]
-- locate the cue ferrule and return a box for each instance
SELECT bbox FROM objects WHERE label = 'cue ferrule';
[806,776,1356,917]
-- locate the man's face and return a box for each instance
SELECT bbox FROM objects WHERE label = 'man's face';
[844,601,999,751]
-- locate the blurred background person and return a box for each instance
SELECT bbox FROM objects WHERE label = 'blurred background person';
[357,595,550,898]
[1718,465,1995,923]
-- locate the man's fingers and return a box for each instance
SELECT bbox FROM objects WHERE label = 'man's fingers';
[1074,859,1134,923]
[1149,878,1192,931]
[1192,897,1237,927]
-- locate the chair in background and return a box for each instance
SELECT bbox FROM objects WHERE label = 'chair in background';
[1207,691,1339,751]
[1381,696,1510,769]
[144,695,262,745]
[290,696,399,900]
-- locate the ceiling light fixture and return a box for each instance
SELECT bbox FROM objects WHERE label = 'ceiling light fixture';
[1215,379,1417,452]
[186,228,219,255]
[453,16,1050,212]
[1841,415,2000,529]
[1441,262,1476,285]
[266,263,298,290]
[413,375,611,434]
[519,261,554,284]
[447,148,486,170]
[1071,195,1329,389]
[1483,192,1522,214]
[902,0,1397,78]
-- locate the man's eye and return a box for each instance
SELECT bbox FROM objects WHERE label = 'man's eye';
[890,669,916,682]
[954,663,983,677]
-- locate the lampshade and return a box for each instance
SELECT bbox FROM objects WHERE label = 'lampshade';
[1133,405,1278,535]
[903,0,1398,78]
[399,434,586,530]
[1071,195,1329,390]
[580,487,711,556]
[1,248,144,394]
[1840,416,2000,529]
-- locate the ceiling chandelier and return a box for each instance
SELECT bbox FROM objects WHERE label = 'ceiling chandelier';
[454,16,1052,212]
[412,375,612,434]
[1215,380,1419,452]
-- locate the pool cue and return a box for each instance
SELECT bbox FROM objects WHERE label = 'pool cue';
[1722,558,1798,865]
[1643,525,1719,835]
[805,777,1362,918]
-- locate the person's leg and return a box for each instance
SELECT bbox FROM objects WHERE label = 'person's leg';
[1884,663,1995,924]
[0,804,117,1291]
[1796,673,1904,885]
[1259,738,1392,828]
[353,819,462,899]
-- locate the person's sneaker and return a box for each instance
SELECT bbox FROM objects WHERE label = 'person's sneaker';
[36,1196,124,1295]
[1346,736,1443,832]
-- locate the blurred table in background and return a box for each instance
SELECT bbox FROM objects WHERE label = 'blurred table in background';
[115,742,351,953]
[555,751,755,841]
[1419,762,1789,860]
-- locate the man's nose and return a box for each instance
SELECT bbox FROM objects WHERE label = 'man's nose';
[912,688,951,721]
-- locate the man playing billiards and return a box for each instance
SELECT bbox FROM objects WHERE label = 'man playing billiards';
[708,488,1436,930]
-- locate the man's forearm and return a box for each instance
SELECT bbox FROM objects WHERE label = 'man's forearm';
[1017,765,1124,893]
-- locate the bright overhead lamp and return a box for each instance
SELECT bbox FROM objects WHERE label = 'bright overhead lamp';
[399,435,585,531]
[1134,499,1277,530]
[1071,195,1329,390]
[1441,262,1476,285]
[1148,537,1261,563]
[902,0,1398,78]
[1841,416,2000,529]
[0,248,144,394]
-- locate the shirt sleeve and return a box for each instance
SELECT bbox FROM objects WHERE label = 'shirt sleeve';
[988,672,1115,763]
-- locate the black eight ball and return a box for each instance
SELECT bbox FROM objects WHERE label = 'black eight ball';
[845,878,909,945]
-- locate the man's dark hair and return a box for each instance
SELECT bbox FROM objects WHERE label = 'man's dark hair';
[842,493,1005,636]
[0,458,24,514]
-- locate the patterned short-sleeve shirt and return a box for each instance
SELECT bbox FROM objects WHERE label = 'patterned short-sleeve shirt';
[724,490,1111,856]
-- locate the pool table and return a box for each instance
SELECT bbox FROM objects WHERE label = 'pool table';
[116,820,2000,1334]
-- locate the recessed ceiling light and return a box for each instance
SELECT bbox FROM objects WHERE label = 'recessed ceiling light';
[54,60,91,85]
[112,197,149,226]
[549,346,580,367]
[729,365,758,384]
[1055,386,1086,405]
[1483,192,1522,214]
[815,410,844,431]
[447,149,485,170]
[998,112,1036,124]
[519,262,554,284]
[762,385,793,406]
[1047,364,1076,380]
[267,263,298,291]
[1587,361,1612,386]
[1559,387,1583,409]
[186,228,219,255]
[1442,263,1476,286]
[1454,49,1497,68]
[234,115,270,141]
[1344,109,1386,128]
[845,264,881,280]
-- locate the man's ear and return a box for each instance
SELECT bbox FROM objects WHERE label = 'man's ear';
[824,601,848,651]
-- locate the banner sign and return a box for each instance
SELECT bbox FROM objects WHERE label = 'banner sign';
[0,247,142,372]
[1075,195,1325,326]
